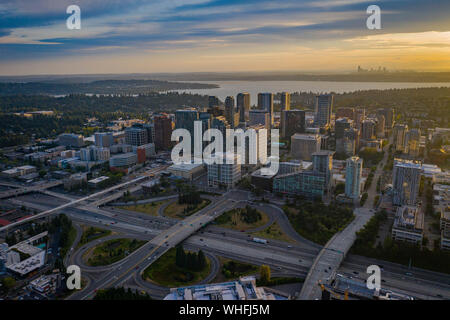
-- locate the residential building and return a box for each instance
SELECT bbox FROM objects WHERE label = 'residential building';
[345,156,363,200]
[392,159,422,206]
[314,94,333,127]
[393,124,408,153]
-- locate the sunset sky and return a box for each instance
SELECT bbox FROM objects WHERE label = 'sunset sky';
[1,0,450,75]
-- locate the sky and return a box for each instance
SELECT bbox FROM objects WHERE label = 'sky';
[0,0,450,75]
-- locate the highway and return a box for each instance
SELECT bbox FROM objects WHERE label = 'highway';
[0,165,167,232]
[298,137,394,300]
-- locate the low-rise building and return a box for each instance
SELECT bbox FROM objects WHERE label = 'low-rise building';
[164,276,288,300]
[391,206,424,244]
[88,176,110,188]
[109,152,137,168]
[167,162,205,181]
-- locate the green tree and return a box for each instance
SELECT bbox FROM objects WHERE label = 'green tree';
[260,265,271,285]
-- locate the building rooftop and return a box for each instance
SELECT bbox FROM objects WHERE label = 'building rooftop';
[394,205,424,232]
[164,276,286,301]
[169,162,204,172]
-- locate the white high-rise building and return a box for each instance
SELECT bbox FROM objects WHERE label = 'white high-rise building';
[345,156,363,200]
[392,159,422,206]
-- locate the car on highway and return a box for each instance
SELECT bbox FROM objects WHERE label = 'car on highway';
[405,272,413,276]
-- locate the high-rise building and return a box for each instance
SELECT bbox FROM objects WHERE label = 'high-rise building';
[314,94,333,127]
[335,118,354,140]
[343,128,359,156]
[280,92,290,111]
[312,150,334,187]
[393,124,408,152]
[144,123,155,144]
[208,96,220,108]
[345,156,363,200]
[125,124,148,146]
[361,119,377,140]
[375,114,385,138]
[353,108,366,130]
[258,93,274,125]
[175,109,199,149]
[237,92,250,123]
[405,128,421,157]
[335,118,354,155]
[281,110,305,139]
[225,96,239,128]
[290,134,321,161]
[153,114,173,151]
[392,159,422,206]
[94,132,114,147]
[249,110,271,129]
[377,108,394,129]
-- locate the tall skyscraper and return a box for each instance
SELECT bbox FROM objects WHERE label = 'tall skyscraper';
[345,156,363,200]
[335,118,354,155]
[353,108,366,130]
[290,134,321,161]
[361,119,377,140]
[237,92,250,123]
[281,110,306,139]
[153,114,173,151]
[375,114,385,138]
[280,92,290,111]
[393,124,408,152]
[392,159,422,206]
[225,96,239,128]
[377,108,394,129]
[314,94,333,128]
[258,93,274,125]
[312,150,334,187]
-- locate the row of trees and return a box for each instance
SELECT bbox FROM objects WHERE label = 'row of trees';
[94,287,151,300]
[177,185,202,205]
[175,245,207,272]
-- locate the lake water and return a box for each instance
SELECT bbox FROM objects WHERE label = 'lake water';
[170,80,450,103]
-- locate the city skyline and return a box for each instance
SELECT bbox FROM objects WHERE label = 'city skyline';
[1,0,450,75]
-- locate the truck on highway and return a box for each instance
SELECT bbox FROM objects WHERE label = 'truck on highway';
[252,237,268,244]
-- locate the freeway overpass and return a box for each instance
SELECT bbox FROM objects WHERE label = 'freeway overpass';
[68,195,238,300]
[0,180,63,199]
[0,166,166,232]
[298,207,374,299]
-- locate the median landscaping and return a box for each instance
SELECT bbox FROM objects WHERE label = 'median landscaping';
[215,205,269,231]
[85,238,146,266]
[284,198,354,245]
[121,201,168,216]
[143,246,211,287]
[250,222,296,243]
[77,225,111,249]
